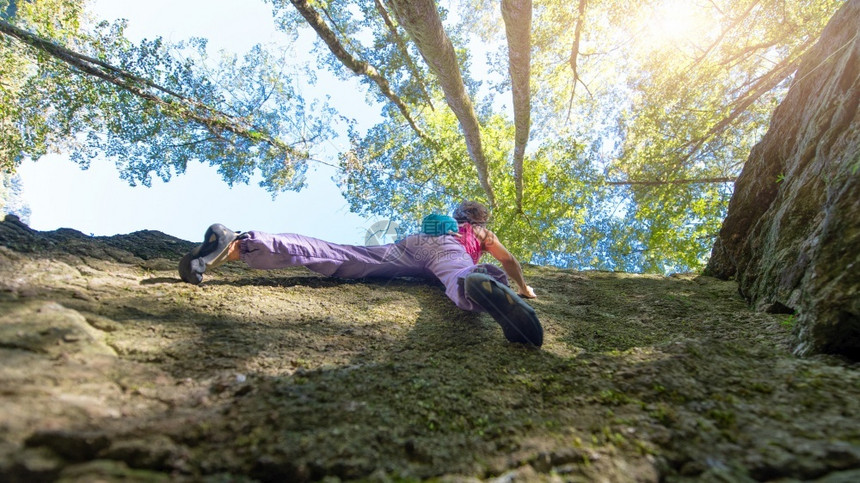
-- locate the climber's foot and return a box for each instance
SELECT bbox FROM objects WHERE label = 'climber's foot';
[464,272,543,347]
[178,224,239,284]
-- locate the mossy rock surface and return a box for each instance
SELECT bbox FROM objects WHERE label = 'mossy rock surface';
[1,218,858,482]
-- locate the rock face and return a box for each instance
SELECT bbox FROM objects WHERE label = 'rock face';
[705,0,860,359]
[3,217,860,481]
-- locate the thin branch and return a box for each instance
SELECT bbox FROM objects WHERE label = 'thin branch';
[673,35,816,171]
[720,40,780,72]
[706,0,726,16]
[686,0,761,72]
[607,177,737,186]
[164,136,221,149]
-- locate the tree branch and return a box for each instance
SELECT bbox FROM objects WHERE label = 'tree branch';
[373,0,435,110]
[607,177,736,186]
[289,0,428,142]
[567,0,588,118]
[686,0,761,72]
[673,35,816,171]
[0,19,306,162]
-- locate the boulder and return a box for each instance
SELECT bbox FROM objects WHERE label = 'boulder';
[705,0,860,358]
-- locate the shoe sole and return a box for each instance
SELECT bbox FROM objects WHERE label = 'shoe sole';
[178,224,237,284]
[465,273,543,347]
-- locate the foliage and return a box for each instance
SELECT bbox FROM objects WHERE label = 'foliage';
[456,0,843,271]
[1,0,848,272]
[325,0,843,272]
[0,171,31,223]
[1,0,340,193]
[338,106,612,267]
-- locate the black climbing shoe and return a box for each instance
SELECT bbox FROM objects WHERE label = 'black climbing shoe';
[464,272,543,347]
[178,223,239,284]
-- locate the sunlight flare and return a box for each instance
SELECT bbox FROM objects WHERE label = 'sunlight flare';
[644,0,717,48]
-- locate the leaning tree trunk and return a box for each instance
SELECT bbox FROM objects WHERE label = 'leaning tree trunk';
[501,0,532,212]
[387,0,496,206]
[705,0,860,359]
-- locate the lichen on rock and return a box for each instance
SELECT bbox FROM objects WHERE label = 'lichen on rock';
[706,0,860,359]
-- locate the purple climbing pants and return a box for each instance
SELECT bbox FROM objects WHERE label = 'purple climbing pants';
[239,231,508,312]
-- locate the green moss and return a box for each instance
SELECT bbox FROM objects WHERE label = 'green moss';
[2,239,859,482]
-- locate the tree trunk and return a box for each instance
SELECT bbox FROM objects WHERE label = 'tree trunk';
[387,0,495,206]
[501,0,532,211]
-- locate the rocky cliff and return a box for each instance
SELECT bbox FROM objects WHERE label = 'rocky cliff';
[1,216,859,482]
[706,0,860,359]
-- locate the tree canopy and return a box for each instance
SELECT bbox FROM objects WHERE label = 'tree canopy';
[0,0,846,272]
[1,0,339,192]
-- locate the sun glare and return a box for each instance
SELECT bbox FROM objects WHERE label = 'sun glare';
[645,0,715,48]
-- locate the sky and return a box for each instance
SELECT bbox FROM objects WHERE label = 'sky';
[16,0,384,244]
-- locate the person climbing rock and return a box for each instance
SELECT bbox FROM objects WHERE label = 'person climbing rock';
[178,200,542,347]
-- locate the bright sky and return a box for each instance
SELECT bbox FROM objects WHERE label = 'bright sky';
[17,0,382,243]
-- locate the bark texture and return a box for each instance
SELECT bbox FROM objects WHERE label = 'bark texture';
[705,0,860,359]
[387,0,496,206]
